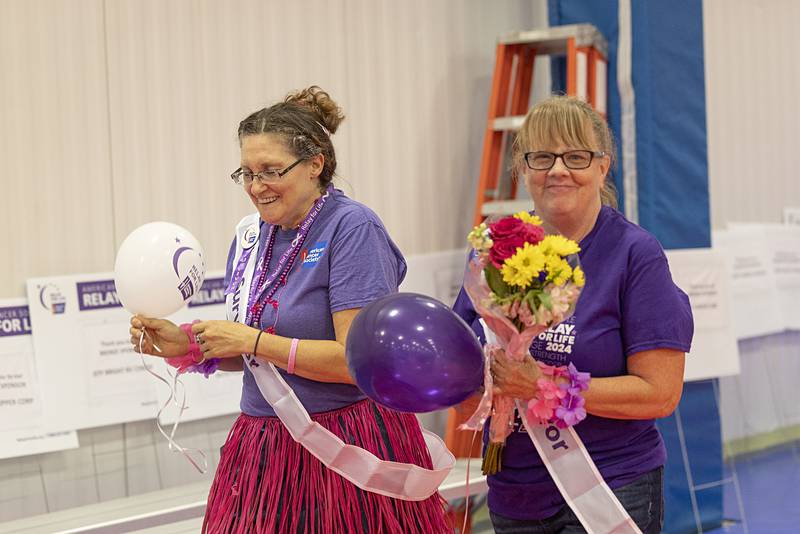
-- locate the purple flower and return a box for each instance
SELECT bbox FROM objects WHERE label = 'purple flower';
[567,362,591,391]
[549,363,591,428]
[187,358,220,378]
[555,404,587,427]
[566,385,583,397]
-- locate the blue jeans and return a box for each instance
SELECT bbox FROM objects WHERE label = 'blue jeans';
[490,466,664,533]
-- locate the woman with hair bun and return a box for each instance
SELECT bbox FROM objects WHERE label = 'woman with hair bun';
[129,86,451,533]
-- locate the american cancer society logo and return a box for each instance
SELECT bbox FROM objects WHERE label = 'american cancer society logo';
[38,284,67,314]
[301,241,327,268]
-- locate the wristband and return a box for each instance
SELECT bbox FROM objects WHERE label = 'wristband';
[166,321,218,375]
[178,321,204,363]
[253,329,264,356]
[287,338,299,374]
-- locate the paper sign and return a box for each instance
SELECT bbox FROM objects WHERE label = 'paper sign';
[783,207,800,226]
[26,272,240,431]
[665,249,741,381]
[0,298,79,459]
[730,223,800,331]
[712,228,785,338]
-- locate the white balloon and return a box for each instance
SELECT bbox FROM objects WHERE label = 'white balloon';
[114,222,206,318]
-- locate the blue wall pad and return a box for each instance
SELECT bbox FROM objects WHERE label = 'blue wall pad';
[548,1,719,532]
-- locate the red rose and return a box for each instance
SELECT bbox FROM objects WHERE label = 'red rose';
[488,217,525,241]
[519,222,545,245]
[487,217,546,268]
[489,234,526,267]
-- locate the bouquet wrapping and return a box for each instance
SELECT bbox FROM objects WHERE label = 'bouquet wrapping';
[460,212,587,475]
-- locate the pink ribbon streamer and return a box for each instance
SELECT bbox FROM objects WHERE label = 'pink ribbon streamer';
[248,359,455,501]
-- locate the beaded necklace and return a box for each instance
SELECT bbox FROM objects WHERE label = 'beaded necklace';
[245,185,333,332]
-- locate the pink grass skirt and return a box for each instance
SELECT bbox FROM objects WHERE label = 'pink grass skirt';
[202,399,453,533]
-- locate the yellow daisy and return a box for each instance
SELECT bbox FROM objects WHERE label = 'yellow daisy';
[545,255,573,286]
[513,211,543,227]
[573,266,586,287]
[538,235,581,257]
[501,242,546,288]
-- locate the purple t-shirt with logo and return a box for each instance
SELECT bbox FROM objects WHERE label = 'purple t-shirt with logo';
[224,189,407,417]
[453,205,694,520]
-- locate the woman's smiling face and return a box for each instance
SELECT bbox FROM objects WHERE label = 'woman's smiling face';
[239,133,324,229]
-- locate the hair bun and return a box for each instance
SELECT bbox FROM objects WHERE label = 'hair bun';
[284,86,345,135]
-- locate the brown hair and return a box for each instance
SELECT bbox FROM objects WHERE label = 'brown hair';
[512,95,618,208]
[237,86,345,188]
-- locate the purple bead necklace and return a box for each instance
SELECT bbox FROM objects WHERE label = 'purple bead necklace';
[248,229,301,333]
[245,185,333,333]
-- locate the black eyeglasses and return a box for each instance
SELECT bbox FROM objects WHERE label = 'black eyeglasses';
[523,150,605,171]
[231,158,305,185]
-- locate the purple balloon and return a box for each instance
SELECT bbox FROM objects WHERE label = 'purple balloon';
[346,292,484,413]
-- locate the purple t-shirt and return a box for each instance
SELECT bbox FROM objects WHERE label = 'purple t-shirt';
[452,206,694,520]
[224,189,407,417]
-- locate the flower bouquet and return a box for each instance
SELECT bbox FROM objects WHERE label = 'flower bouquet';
[460,212,588,475]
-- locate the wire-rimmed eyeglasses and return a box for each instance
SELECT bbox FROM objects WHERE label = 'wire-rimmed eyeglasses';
[231,158,305,185]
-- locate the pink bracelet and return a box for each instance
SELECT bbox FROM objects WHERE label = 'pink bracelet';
[178,321,204,363]
[287,338,299,374]
[165,322,203,373]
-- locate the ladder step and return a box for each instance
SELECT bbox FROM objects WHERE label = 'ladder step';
[492,116,526,131]
[498,24,607,57]
[481,199,532,218]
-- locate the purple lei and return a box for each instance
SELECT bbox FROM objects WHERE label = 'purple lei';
[554,362,591,428]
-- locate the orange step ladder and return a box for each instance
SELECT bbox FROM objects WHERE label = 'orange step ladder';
[471,24,609,226]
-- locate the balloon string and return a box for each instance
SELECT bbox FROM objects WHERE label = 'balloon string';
[461,430,480,534]
[139,329,208,473]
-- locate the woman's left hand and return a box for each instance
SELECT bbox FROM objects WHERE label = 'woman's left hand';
[191,320,257,359]
[491,350,542,399]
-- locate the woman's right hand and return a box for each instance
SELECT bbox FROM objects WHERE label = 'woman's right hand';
[129,315,189,358]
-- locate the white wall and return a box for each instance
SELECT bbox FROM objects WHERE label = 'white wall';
[0,0,546,521]
[704,0,800,448]
[704,0,800,228]
[0,0,544,300]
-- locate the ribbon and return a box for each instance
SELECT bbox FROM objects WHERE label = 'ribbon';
[139,329,208,473]
[481,325,641,534]
[248,360,455,500]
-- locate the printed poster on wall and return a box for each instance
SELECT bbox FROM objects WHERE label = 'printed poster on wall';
[765,224,800,330]
[0,298,78,459]
[712,227,785,339]
[730,223,800,331]
[26,272,240,432]
[665,248,741,381]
